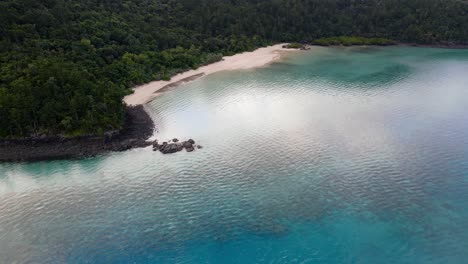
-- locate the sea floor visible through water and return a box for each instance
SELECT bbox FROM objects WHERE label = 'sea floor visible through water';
[1,46,468,263]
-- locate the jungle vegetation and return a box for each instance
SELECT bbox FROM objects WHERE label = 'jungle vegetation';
[0,0,466,137]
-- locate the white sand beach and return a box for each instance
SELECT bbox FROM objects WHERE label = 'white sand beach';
[124,44,297,105]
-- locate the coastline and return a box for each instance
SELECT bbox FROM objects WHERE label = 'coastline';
[125,41,468,106]
[124,43,299,105]
[0,106,155,162]
[0,44,299,162]
[3,42,464,163]
[398,43,468,49]
[309,43,468,49]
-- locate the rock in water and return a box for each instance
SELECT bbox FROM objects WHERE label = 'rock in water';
[186,146,195,152]
[155,138,200,154]
[176,142,184,151]
[182,141,192,148]
[196,145,203,149]
[152,140,160,150]
[159,143,179,154]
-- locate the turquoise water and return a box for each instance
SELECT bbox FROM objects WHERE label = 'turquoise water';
[1,46,468,263]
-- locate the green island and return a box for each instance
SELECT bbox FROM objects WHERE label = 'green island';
[0,0,467,138]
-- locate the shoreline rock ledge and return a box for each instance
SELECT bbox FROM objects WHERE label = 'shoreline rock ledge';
[153,138,201,154]
[0,105,155,162]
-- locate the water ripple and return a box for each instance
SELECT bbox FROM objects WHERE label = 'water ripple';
[1,47,468,263]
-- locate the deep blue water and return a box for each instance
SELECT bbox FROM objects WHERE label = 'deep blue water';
[1,46,468,263]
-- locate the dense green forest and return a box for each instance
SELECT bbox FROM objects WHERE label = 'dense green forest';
[0,0,467,138]
[313,36,396,46]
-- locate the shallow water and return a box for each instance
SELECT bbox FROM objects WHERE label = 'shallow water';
[1,46,468,263]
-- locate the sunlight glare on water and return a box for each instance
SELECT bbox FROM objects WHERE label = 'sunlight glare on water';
[1,46,468,263]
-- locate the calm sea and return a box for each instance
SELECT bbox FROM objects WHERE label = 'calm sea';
[1,46,468,263]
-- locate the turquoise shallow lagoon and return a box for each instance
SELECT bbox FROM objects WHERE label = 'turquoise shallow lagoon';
[1,46,468,263]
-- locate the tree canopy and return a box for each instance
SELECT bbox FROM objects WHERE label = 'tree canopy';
[0,0,467,138]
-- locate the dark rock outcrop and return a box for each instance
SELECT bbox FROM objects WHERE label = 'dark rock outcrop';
[186,146,195,152]
[152,140,160,149]
[176,142,184,151]
[153,138,201,154]
[159,143,179,154]
[182,141,192,148]
[183,141,195,152]
[0,105,155,162]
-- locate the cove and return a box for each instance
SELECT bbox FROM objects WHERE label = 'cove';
[1,46,468,263]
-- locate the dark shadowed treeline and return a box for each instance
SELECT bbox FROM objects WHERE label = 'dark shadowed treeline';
[0,0,467,137]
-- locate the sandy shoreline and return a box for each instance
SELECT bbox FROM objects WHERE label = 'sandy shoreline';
[124,44,297,105]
